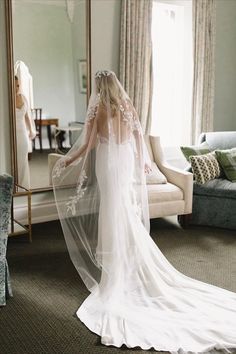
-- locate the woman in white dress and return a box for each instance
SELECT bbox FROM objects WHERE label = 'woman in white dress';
[15,76,35,189]
[53,71,236,354]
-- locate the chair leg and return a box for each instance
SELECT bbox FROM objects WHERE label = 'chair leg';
[39,128,43,152]
[178,214,192,228]
[47,125,52,150]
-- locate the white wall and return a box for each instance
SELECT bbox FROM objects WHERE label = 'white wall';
[71,0,87,123]
[91,0,121,79]
[214,0,236,131]
[13,2,76,123]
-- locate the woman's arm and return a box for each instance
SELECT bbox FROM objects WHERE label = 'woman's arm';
[25,112,36,139]
[21,95,36,139]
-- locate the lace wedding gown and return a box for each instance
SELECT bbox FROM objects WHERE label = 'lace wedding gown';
[53,71,236,354]
[77,137,236,354]
[16,96,30,189]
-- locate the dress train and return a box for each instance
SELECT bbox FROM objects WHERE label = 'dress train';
[77,141,236,354]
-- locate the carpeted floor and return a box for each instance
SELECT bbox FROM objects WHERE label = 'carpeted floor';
[1,218,236,354]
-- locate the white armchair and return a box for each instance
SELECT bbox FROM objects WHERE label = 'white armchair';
[48,135,193,219]
[144,135,193,219]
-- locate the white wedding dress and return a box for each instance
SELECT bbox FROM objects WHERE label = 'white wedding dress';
[76,138,236,354]
[16,96,30,189]
[53,71,236,354]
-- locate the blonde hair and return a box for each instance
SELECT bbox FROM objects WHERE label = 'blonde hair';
[95,73,123,114]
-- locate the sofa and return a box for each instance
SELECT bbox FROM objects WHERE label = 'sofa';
[48,135,193,220]
[186,131,236,229]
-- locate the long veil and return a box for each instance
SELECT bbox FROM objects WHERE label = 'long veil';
[53,72,236,354]
[52,71,151,292]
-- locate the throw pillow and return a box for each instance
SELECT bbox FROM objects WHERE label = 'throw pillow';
[180,141,211,162]
[189,152,221,184]
[215,148,236,182]
[146,162,167,184]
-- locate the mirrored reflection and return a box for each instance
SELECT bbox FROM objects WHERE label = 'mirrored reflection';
[12,0,88,190]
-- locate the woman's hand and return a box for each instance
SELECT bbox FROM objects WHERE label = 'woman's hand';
[144,163,152,174]
[63,157,72,168]
[29,130,36,140]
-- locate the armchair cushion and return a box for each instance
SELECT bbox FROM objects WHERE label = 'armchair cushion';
[147,183,183,204]
[146,162,167,185]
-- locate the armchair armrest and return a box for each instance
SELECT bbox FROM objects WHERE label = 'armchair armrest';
[150,136,193,214]
[161,163,193,213]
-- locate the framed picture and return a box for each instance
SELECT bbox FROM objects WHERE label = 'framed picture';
[78,60,87,94]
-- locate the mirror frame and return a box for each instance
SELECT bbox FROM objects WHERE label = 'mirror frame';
[5,0,91,193]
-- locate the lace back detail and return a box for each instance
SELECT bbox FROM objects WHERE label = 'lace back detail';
[119,100,142,134]
[87,104,98,125]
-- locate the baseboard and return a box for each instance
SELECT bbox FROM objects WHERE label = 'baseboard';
[14,200,59,225]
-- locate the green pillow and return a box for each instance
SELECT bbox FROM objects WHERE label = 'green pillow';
[180,142,211,162]
[215,148,236,182]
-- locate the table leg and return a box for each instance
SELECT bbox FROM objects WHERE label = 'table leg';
[47,125,52,149]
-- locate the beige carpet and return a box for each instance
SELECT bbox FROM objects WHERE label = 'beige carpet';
[1,218,236,354]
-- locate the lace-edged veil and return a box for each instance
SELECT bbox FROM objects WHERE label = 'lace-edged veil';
[52,70,151,291]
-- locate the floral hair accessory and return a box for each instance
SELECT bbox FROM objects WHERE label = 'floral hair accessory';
[95,70,115,79]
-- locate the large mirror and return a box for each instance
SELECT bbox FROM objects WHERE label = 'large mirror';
[6,0,91,192]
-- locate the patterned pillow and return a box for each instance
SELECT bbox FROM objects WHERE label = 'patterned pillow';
[189,152,221,184]
[180,141,211,162]
[215,148,236,182]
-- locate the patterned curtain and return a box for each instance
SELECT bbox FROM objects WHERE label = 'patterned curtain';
[119,0,153,134]
[191,0,216,144]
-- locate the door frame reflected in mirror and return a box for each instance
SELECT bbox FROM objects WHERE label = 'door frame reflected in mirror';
[5,0,92,193]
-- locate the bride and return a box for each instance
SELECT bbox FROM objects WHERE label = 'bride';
[53,71,236,354]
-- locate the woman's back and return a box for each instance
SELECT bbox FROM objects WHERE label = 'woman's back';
[96,99,134,144]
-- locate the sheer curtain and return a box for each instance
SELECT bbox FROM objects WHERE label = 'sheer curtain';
[191,0,216,144]
[151,0,193,148]
[119,0,153,134]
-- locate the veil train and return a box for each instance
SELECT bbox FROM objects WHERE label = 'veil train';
[53,71,236,354]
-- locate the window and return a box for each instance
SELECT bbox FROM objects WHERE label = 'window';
[151,0,193,148]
